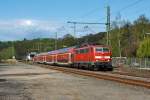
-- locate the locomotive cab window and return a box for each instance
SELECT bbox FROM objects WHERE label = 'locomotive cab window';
[95,48,103,52]
[96,47,109,52]
[103,48,109,52]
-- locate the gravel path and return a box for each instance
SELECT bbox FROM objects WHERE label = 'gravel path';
[0,62,149,100]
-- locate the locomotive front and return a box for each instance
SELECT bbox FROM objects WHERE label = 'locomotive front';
[93,46,113,70]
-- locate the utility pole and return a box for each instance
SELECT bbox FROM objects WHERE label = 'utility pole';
[116,13,122,58]
[68,6,111,46]
[11,41,15,59]
[143,29,145,39]
[67,22,76,38]
[67,22,106,37]
[67,21,77,44]
[39,39,41,53]
[37,42,40,53]
[67,22,106,45]
[55,32,57,50]
[106,5,111,46]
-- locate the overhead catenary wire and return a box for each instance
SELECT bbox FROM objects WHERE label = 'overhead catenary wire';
[74,0,145,22]
[107,0,145,28]
[75,5,106,22]
[66,0,146,46]
[117,0,144,13]
[111,0,145,20]
[79,7,100,18]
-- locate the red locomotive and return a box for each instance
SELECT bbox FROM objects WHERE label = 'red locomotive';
[33,44,113,71]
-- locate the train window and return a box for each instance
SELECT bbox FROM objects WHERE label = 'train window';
[84,49,86,53]
[75,48,90,54]
[85,48,89,53]
[75,50,79,54]
[80,49,84,53]
[87,49,89,53]
[78,48,89,54]
[91,48,93,52]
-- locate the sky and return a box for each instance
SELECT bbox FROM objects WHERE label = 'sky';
[0,0,149,41]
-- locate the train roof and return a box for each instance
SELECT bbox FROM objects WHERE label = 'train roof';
[75,43,110,49]
[36,43,110,56]
[48,46,75,54]
[36,52,48,56]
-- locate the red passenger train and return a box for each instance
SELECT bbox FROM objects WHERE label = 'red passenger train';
[33,44,113,71]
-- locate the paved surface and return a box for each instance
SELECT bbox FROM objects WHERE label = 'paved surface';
[0,62,150,100]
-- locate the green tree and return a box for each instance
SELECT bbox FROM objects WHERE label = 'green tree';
[137,38,150,57]
[0,47,15,60]
[133,15,150,40]
[120,21,135,57]
[60,34,76,48]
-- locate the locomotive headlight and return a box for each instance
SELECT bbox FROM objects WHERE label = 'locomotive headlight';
[104,56,110,59]
[95,56,102,59]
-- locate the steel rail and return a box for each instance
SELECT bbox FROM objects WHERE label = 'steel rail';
[37,64,150,89]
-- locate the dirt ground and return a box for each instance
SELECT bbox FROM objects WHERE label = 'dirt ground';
[115,66,150,78]
[0,62,150,100]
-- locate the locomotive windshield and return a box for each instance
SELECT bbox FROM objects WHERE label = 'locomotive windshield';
[96,47,109,52]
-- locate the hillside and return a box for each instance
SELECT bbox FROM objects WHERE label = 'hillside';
[0,15,150,59]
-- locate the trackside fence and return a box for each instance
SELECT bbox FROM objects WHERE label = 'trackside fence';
[112,57,150,70]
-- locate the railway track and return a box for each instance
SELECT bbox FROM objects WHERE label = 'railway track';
[111,71,150,78]
[32,63,150,89]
